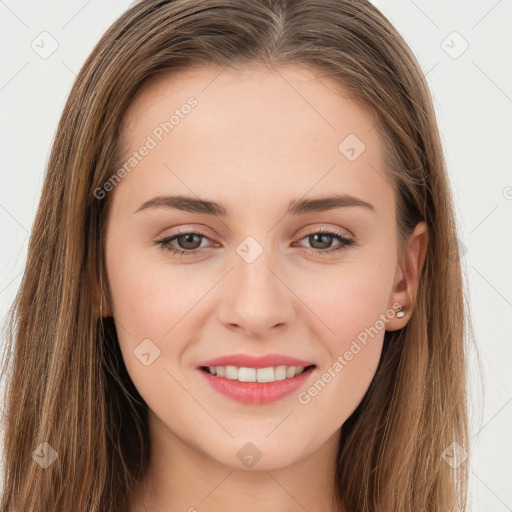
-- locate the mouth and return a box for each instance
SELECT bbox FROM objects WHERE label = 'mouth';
[197,364,317,405]
[199,364,317,383]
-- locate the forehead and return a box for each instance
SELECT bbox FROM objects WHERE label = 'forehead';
[121,63,379,142]
[112,64,392,214]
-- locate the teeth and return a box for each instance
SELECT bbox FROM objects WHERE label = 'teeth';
[238,367,256,382]
[274,365,287,380]
[205,364,308,382]
[256,366,276,383]
[225,365,238,380]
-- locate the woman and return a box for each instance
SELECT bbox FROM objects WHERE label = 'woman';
[0,1,474,510]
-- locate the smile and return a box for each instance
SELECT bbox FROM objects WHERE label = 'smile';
[198,364,317,405]
[200,364,311,382]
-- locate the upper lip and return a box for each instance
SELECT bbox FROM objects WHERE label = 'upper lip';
[197,353,316,369]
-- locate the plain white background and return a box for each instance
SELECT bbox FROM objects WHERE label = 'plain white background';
[0,0,511,509]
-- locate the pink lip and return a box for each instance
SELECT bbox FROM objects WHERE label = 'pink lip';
[198,365,317,405]
[196,353,317,405]
[197,353,315,369]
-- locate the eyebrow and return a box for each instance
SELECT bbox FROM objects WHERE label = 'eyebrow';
[133,193,375,216]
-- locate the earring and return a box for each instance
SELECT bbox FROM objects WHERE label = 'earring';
[396,305,405,318]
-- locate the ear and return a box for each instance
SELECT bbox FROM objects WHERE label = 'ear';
[386,221,428,331]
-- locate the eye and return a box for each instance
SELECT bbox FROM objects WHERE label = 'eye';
[295,228,355,255]
[155,229,214,257]
[154,227,356,258]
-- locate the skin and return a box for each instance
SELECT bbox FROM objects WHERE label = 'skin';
[102,64,428,512]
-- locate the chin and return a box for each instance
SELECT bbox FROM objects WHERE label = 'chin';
[204,436,308,471]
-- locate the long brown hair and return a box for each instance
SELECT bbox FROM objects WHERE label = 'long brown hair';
[1,1,476,510]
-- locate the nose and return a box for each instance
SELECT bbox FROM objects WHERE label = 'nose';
[217,253,296,338]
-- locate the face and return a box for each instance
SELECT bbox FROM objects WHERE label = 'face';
[103,64,410,471]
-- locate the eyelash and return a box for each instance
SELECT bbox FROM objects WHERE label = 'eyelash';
[154,227,356,258]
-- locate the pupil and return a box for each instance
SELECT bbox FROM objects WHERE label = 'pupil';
[180,234,201,249]
[312,234,331,249]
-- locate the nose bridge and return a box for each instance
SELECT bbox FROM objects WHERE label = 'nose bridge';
[218,238,295,335]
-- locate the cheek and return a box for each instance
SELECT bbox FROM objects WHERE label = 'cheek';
[105,246,223,398]
[298,258,394,347]
[293,251,394,410]
[105,249,203,404]
[107,245,205,340]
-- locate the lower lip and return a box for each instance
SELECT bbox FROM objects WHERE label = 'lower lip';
[198,366,316,405]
